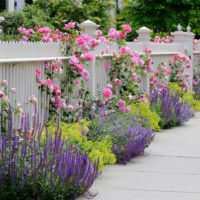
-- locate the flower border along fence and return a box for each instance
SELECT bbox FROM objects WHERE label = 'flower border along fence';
[0,20,199,117]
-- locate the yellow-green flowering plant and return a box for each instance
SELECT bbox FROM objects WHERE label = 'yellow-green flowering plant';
[41,120,116,171]
[130,102,161,131]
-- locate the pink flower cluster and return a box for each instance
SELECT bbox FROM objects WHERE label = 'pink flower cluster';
[118,99,131,113]
[169,53,191,89]
[69,56,90,81]
[150,63,171,90]
[17,24,69,43]
[152,33,174,43]
[103,84,112,99]
[108,25,131,40]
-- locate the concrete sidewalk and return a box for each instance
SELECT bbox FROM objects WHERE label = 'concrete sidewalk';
[89,113,200,200]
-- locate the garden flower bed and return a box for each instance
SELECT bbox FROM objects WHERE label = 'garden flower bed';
[1,22,200,199]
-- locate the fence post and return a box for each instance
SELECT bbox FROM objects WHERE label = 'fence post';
[136,27,152,93]
[173,24,195,89]
[79,20,100,39]
[79,20,100,96]
[6,0,15,12]
[0,16,5,36]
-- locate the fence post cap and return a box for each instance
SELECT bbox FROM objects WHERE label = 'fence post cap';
[79,20,100,29]
[136,26,152,34]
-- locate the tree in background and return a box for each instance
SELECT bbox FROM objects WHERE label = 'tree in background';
[117,0,200,41]
[0,0,114,40]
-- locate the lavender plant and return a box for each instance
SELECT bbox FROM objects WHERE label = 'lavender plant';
[0,106,99,200]
[88,107,154,164]
[150,88,193,128]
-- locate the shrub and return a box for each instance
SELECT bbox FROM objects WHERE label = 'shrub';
[130,102,161,131]
[168,82,184,96]
[182,90,200,111]
[88,109,154,164]
[43,121,116,170]
[150,88,193,129]
[0,106,99,200]
[169,82,200,111]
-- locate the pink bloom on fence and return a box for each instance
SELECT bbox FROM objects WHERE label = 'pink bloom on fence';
[75,79,81,86]
[84,52,94,61]
[144,48,152,54]
[69,56,79,65]
[52,64,59,72]
[96,30,102,37]
[45,79,53,87]
[54,83,59,91]
[104,60,110,71]
[29,95,37,104]
[0,91,4,98]
[108,28,119,39]
[76,63,84,74]
[115,79,122,85]
[122,24,132,33]
[36,68,41,77]
[64,22,76,29]
[103,87,112,99]
[82,69,90,81]
[167,69,171,75]
[155,70,160,75]
[67,104,74,111]
[118,99,125,107]
[39,27,52,34]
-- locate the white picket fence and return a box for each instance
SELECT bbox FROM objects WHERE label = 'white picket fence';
[0,20,200,119]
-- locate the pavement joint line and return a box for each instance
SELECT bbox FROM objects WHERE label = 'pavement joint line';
[104,170,200,176]
[92,187,200,194]
[150,154,200,159]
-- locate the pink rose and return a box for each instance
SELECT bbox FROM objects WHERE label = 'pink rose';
[108,28,119,39]
[67,104,74,111]
[155,70,159,75]
[118,99,125,107]
[64,22,76,29]
[167,69,171,75]
[122,24,132,33]
[103,87,112,99]
[69,56,79,65]
[77,64,84,74]
[82,69,90,81]
[0,91,4,98]
[56,90,62,96]
[125,106,131,113]
[104,60,110,71]
[115,79,122,85]
[84,52,94,61]
[36,68,41,77]
[75,79,80,86]
[186,64,191,69]
[52,64,59,72]
[96,30,102,37]
[54,83,59,91]
[106,84,113,89]
[45,79,53,87]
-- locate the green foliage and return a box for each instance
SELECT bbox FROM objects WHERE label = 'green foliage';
[168,82,184,96]
[0,5,53,41]
[1,0,114,40]
[182,90,200,111]
[43,121,116,171]
[118,0,200,40]
[130,102,161,131]
[168,82,200,111]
